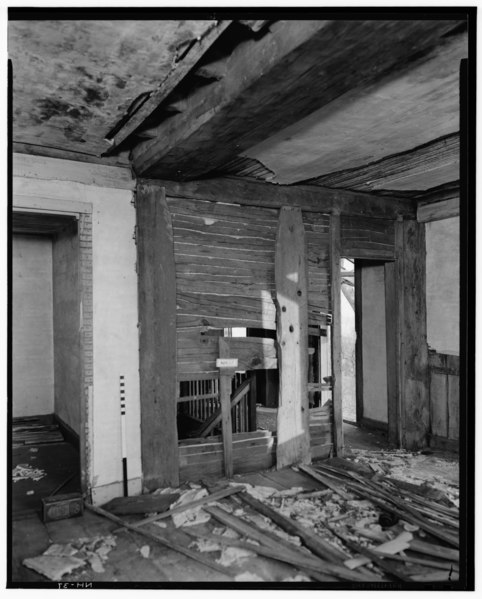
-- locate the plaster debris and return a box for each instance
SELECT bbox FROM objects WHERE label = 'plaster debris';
[139,545,150,559]
[23,536,116,581]
[12,463,46,483]
[234,572,266,582]
[283,574,311,582]
[216,546,256,567]
[170,488,211,527]
[22,555,86,581]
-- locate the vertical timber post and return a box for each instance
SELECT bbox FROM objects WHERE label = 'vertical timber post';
[218,337,234,478]
[275,206,310,468]
[136,180,179,489]
[396,218,430,450]
[330,212,344,456]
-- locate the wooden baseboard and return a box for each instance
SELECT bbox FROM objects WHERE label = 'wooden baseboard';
[359,417,388,433]
[429,435,459,453]
[54,415,80,451]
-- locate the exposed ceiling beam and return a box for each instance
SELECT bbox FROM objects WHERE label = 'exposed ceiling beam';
[103,20,232,153]
[148,176,416,219]
[130,18,465,180]
[416,181,459,223]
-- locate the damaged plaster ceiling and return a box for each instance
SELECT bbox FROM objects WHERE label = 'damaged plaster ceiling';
[9,19,214,164]
[243,31,467,189]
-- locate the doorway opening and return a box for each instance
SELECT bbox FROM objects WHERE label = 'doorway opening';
[11,211,86,516]
[340,258,397,449]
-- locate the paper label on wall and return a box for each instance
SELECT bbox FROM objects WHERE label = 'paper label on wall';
[216,358,238,368]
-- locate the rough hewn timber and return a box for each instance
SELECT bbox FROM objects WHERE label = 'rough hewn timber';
[136,181,179,488]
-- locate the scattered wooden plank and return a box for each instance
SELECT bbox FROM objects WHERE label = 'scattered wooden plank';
[85,502,232,578]
[238,492,350,563]
[204,506,382,582]
[101,493,180,516]
[116,485,244,531]
[298,465,350,500]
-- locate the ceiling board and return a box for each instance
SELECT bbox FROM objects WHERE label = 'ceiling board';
[245,32,467,185]
[9,19,214,161]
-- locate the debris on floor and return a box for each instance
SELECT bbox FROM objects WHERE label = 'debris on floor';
[13,417,64,447]
[56,450,459,584]
[22,536,116,581]
[12,463,46,483]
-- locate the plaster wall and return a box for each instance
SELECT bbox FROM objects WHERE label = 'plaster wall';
[52,224,81,434]
[13,154,141,502]
[361,264,388,423]
[425,217,459,355]
[12,234,55,417]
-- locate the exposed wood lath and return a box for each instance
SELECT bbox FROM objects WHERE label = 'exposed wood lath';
[301,133,460,193]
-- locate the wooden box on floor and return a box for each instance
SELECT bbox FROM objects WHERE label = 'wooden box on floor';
[42,493,83,523]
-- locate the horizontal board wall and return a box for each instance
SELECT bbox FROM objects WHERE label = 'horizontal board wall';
[167,195,330,377]
[178,430,276,482]
[310,401,334,459]
[341,215,395,259]
[428,352,459,448]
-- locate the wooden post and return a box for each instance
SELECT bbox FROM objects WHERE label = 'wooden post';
[396,218,430,450]
[384,261,400,446]
[275,206,310,468]
[136,181,179,489]
[354,261,364,425]
[218,337,234,478]
[330,212,344,456]
[249,373,257,432]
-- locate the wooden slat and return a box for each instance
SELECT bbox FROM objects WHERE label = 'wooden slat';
[195,377,251,438]
[429,352,460,375]
[275,207,310,468]
[331,213,344,456]
[136,181,179,488]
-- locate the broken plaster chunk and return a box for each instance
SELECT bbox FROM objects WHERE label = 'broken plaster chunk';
[217,546,256,567]
[170,488,211,527]
[88,553,105,573]
[139,545,150,559]
[235,572,266,582]
[283,574,311,582]
[43,543,78,557]
[189,537,222,553]
[23,556,86,581]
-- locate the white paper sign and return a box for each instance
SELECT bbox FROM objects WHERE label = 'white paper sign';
[216,358,238,368]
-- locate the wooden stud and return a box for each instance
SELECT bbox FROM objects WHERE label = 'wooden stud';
[330,213,344,456]
[218,337,234,478]
[136,181,179,489]
[275,206,311,468]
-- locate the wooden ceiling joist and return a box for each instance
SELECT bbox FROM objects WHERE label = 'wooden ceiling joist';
[130,18,465,180]
[150,177,416,219]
